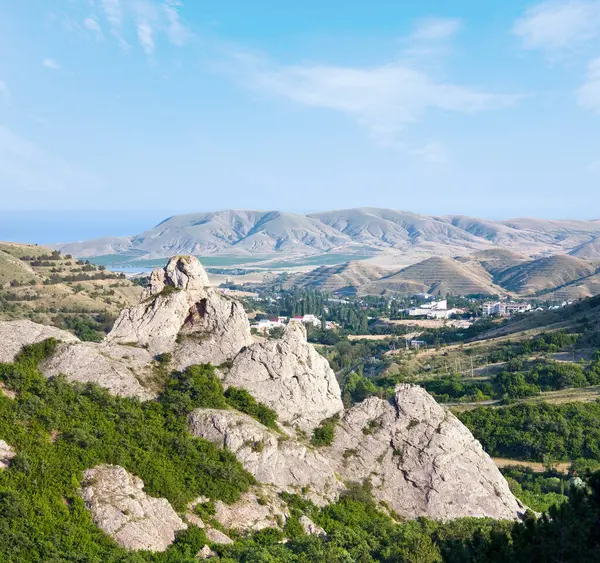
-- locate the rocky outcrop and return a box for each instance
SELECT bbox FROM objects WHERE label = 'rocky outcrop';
[106,256,252,368]
[0,440,15,469]
[80,465,186,552]
[42,342,155,401]
[0,320,79,364]
[299,515,326,537]
[188,408,343,504]
[223,323,343,432]
[324,384,525,520]
[213,487,289,532]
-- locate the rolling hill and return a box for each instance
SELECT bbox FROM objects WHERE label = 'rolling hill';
[358,256,504,297]
[290,261,389,295]
[493,255,597,295]
[54,208,600,263]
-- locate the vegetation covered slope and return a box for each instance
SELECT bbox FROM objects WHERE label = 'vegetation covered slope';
[0,242,141,340]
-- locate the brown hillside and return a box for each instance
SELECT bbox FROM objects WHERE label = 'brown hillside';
[360,256,503,297]
[494,255,596,295]
[292,261,389,294]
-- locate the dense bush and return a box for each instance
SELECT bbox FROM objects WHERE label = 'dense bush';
[459,401,600,462]
[310,415,339,447]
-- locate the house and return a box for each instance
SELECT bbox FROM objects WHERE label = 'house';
[405,300,459,320]
[289,314,322,328]
[482,301,532,317]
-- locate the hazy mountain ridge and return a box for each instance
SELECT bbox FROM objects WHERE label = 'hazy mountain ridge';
[55,208,600,261]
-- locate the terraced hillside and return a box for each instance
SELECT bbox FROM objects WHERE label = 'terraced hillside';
[494,255,597,295]
[290,261,389,295]
[359,256,504,297]
[0,242,142,338]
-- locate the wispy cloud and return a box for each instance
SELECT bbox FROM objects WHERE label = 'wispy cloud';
[513,0,600,54]
[578,57,600,113]
[43,58,60,70]
[0,81,9,100]
[0,125,100,196]
[136,20,155,54]
[410,141,449,164]
[221,51,521,144]
[410,18,463,42]
[96,0,189,55]
[84,16,104,39]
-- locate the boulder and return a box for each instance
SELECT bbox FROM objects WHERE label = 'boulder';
[205,528,234,545]
[223,323,343,432]
[325,384,526,520]
[106,256,252,368]
[213,487,289,532]
[0,320,79,364]
[42,342,155,401]
[80,465,186,552]
[197,545,217,559]
[0,440,15,469]
[188,408,343,504]
[299,515,326,537]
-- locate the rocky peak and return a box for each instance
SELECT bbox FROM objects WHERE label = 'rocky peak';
[107,256,253,367]
[144,255,210,298]
[223,322,344,432]
[325,384,526,521]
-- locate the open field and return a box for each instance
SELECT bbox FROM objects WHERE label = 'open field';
[492,458,570,473]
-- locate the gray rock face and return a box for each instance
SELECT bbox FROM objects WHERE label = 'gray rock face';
[188,408,343,504]
[42,342,156,401]
[213,487,289,532]
[80,465,186,552]
[325,384,525,520]
[0,320,79,364]
[0,440,15,469]
[106,256,252,368]
[299,515,326,536]
[224,323,344,432]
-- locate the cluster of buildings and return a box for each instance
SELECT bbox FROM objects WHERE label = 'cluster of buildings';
[404,300,462,320]
[481,301,532,317]
[251,314,338,334]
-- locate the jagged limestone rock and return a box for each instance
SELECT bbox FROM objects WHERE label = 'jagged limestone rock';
[223,323,344,432]
[0,319,79,363]
[213,487,289,532]
[299,515,326,537]
[106,256,252,368]
[41,342,156,401]
[0,440,15,469]
[325,384,526,521]
[187,408,343,505]
[80,465,186,552]
[205,528,234,545]
[197,545,217,559]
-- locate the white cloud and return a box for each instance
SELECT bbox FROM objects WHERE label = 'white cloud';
[101,0,122,30]
[97,0,189,54]
[411,18,463,41]
[84,16,104,39]
[410,141,449,164]
[163,0,189,46]
[223,52,520,143]
[513,0,600,53]
[136,20,154,54]
[0,125,100,196]
[578,57,600,112]
[43,58,60,70]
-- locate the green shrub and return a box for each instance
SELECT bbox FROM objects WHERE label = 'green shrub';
[311,415,338,447]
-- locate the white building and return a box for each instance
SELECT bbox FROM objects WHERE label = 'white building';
[289,314,322,328]
[482,301,532,317]
[405,300,459,320]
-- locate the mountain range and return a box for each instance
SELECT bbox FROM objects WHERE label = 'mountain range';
[55,208,600,263]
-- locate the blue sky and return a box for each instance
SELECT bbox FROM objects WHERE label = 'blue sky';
[1,0,600,224]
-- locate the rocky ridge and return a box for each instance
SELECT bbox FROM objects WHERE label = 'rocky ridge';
[0,255,526,553]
